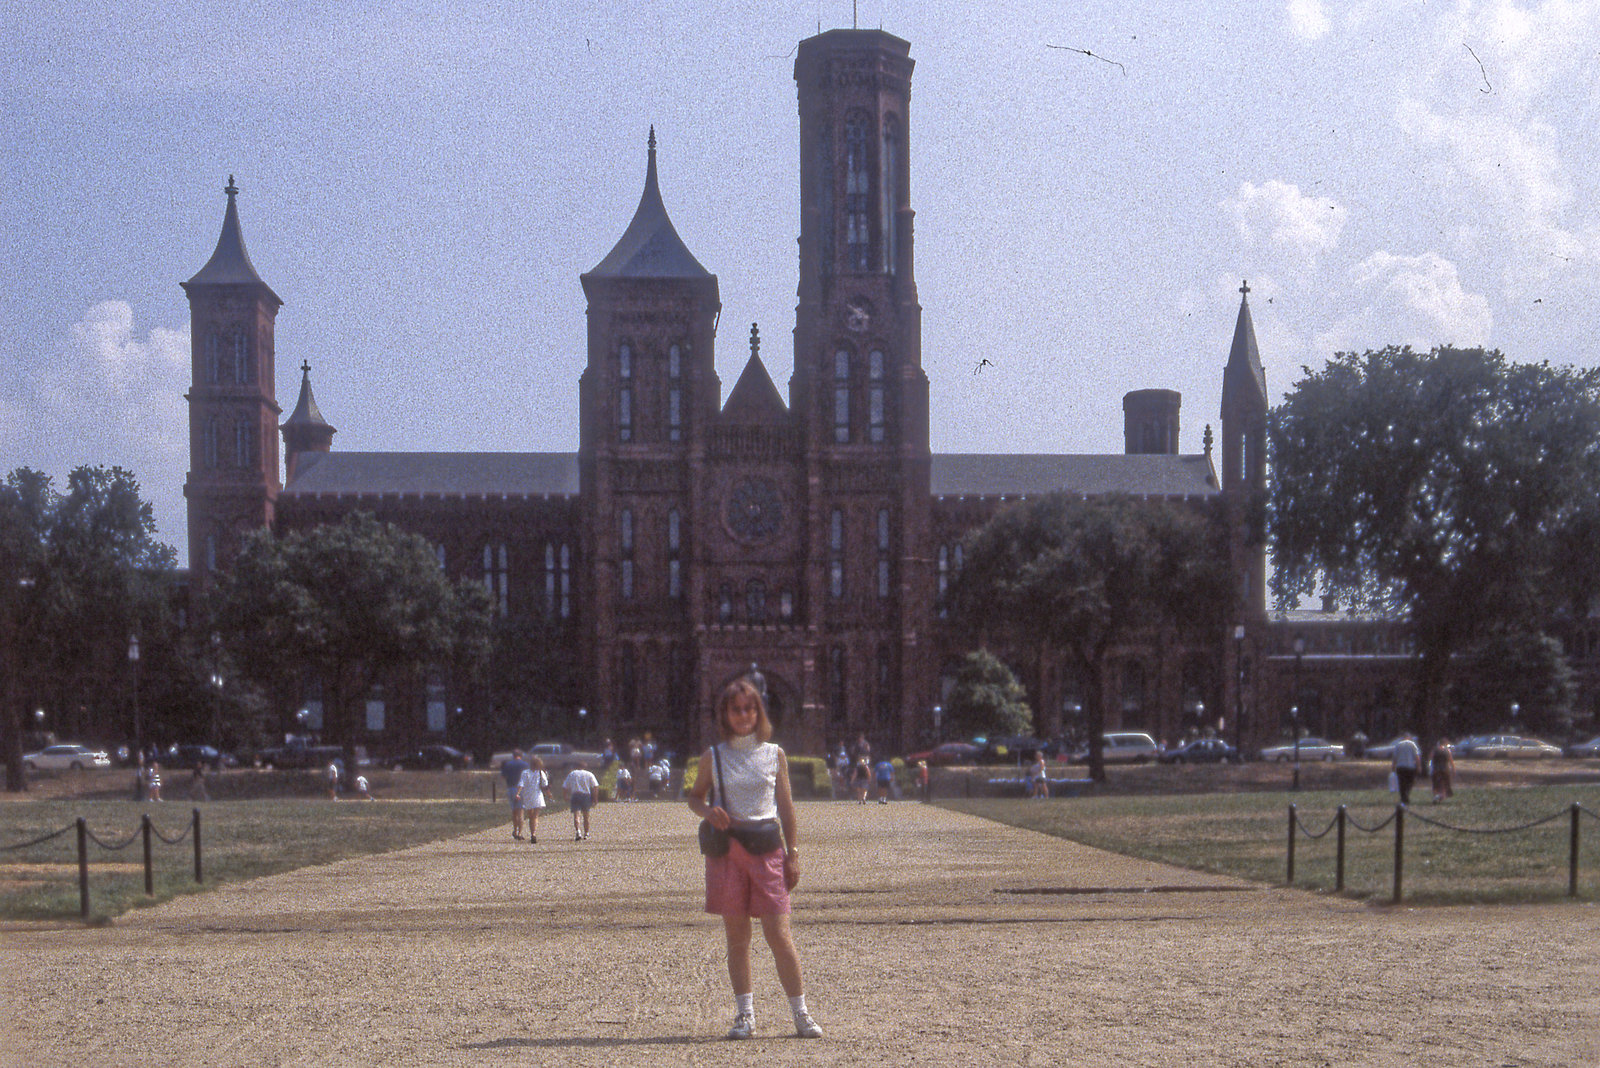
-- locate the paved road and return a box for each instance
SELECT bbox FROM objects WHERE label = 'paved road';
[3,801,1598,1067]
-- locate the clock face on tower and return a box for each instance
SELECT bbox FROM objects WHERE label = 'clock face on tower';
[724,477,785,543]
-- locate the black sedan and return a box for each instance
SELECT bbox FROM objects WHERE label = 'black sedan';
[389,745,467,771]
[1158,738,1240,764]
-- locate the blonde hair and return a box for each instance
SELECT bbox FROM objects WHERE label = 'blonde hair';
[715,677,774,742]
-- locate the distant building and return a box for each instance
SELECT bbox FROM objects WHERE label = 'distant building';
[182,28,1287,756]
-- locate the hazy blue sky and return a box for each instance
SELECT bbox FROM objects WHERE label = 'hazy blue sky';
[4,1,1598,558]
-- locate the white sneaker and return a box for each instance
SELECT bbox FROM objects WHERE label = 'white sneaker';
[727,1012,755,1040]
[794,1012,823,1039]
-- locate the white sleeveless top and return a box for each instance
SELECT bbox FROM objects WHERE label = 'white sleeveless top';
[713,738,781,822]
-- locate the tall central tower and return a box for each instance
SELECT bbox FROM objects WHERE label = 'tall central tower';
[793,30,931,751]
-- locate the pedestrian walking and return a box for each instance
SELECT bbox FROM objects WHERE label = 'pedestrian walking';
[1430,738,1455,802]
[501,749,530,839]
[563,766,600,840]
[1392,733,1422,806]
[516,757,549,841]
[686,676,822,1041]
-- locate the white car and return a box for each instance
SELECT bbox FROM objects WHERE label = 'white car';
[1259,737,1345,762]
[23,744,112,771]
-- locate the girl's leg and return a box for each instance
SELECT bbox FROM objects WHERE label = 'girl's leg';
[758,913,804,997]
[723,915,754,995]
[528,809,539,838]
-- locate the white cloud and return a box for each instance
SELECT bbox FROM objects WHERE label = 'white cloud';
[1287,0,1331,41]
[1224,180,1348,263]
[1314,251,1493,354]
[13,301,191,553]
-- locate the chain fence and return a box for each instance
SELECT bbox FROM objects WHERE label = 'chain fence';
[1288,800,1591,903]
[1,809,204,920]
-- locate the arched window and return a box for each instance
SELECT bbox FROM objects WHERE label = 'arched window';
[620,509,634,601]
[233,419,252,468]
[667,509,682,600]
[618,343,633,442]
[746,579,767,622]
[559,544,571,619]
[483,543,508,616]
[719,584,733,622]
[937,545,950,617]
[203,418,220,469]
[816,122,834,269]
[205,533,218,571]
[844,110,871,270]
[876,508,892,600]
[544,543,557,616]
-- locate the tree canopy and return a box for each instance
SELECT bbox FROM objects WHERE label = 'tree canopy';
[1,466,178,791]
[1269,345,1600,743]
[943,649,1033,741]
[214,513,493,771]
[952,493,1232,780]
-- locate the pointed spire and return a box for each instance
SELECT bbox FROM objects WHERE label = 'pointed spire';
[283,360,334,430]
[183,177,282,305]
[749,322,760,360]
[1223,279,1267,407]
[584,130,711,279]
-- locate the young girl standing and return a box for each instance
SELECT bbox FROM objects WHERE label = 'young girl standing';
[687,678,823,1040]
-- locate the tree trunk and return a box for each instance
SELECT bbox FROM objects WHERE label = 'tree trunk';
[1083,653,1108,783]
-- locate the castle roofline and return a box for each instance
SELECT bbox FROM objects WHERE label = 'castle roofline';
[583,129,712,281]
[182,176,282,305]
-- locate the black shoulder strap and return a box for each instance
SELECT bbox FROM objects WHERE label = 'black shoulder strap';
[713,744,734,820]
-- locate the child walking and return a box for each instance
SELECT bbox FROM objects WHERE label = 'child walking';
[686,677,823,1041]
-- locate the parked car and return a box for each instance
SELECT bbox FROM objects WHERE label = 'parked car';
[978,735,1047,764]
[1072,732,1162,765]
[390,744,468,771]
[1452,734,1563,759]
[1259,736,1345,762]
[22,744,111,771]
[904,741,983,766]
[260,743,365,770]
[490,742,603,773]
[164,744,233,770]
[1565,736,1600,758]
[1159,738,1240,764]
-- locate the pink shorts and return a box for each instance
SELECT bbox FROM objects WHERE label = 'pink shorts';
[704,839,791,917]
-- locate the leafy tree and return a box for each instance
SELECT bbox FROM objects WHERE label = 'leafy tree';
[952,494,1232,781]
[1269,346,1600,746]
[1,466,179,791]
[215,513,492,773]
[944,649,1033,742]
[1447,629,1575,739]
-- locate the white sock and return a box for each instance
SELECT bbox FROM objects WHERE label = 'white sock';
[735,993,754,1017]
[788,994,808,1018]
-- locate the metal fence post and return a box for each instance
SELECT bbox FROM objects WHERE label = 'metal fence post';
[1336,805,1347,892]
[76,817,89,920]
[193,807,203,884]
[142,813,154,896]
[1571,803,1581,899]
[1286,804,1297,885]
[1393,804,1405,905]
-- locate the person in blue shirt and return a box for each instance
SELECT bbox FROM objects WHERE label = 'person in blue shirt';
[873,759,895,804]
[500,749,531,839]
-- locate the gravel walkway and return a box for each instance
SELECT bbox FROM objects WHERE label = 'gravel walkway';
[3,800,1597,1067]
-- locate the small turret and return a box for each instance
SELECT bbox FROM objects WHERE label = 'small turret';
[281,361,337,483]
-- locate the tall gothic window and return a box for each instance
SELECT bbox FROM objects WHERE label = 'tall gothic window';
[869,349,886,443]
[667,509,682,600]
[559,543,571,619]
[829,508,845,600]
[834,348,851,443]
[618,343,633,442]
[203,418,220,469]
[483,543,509,616]
[544,543,556,617]
[746,579,767,622]
[232,328,250,384]
[205,331,222,384]
[882,115,899,274]
[719,584,733,622]
[817,123,834,270]
[233,419,252,468]
[844,111,871,270]
[937,545,950,618]
[876,508,891,599]
[620,509,634,601]
[668,343,683,442]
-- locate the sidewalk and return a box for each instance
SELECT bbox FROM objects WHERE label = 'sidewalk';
[3,801,1598,1067]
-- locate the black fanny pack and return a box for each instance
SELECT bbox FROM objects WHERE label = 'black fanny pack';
[728,819,783,855]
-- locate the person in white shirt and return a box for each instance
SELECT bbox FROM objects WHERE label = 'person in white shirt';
[516,757,549,842]
[563,766,600,840]
[1392,734,1423,805]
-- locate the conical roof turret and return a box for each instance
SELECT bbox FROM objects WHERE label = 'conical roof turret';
[283,361,335,431]
[1222,281,1267,410]
[585,129,711,279]
[721,324,789,423]
[183,176,282,305]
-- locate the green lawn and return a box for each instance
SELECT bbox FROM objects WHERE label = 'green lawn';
[0,799,503,922]
[942,784,1600,905]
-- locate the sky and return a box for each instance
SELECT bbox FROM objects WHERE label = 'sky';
[4,1,1599,560]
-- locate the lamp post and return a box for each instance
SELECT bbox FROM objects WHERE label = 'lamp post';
[932,704,942,743]
[1510,702,1520,732]
[209,632,223,749]
[128,633,141,756]
[1291,635,1306,791]
[577,706,588,743]
[1233,624,1246,755]
[747,662,767,701]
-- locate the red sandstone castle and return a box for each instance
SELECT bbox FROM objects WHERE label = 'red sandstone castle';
[182,29,1281,756]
